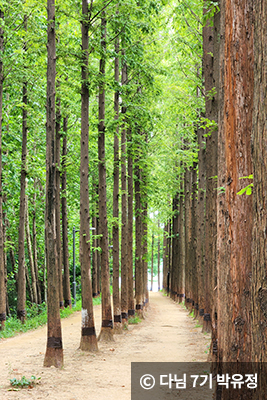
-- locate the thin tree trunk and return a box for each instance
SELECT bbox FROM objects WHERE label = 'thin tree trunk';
[112,34,121,333]
[26,196,38,304]
[150,233,154,291]
[135,162,143,317]
[61,118,72,308]
[0,10,6,329]
[171,191,179,302]
[157,221,160,291]
[32,178,42,304]
[121,56,128,327]
[178,179,185,303]
[79,0,98,352]
[17,40,27,322]
[98,11,113,342]
[55,84,64,309]
[43,0,63,368]
[127,128,135,317]
[143,201,148,306]
[162,223,168,292]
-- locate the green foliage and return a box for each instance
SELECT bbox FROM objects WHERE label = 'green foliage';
[237,175,253,196]
[128,315,142,324]
[9,375,41,390]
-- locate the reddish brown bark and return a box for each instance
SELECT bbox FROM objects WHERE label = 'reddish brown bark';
[120,57,128,326]
[79,0,98,352]
[98,12,113,341]
[61,119,72,308]
[17,77,27,323]
[217,0,253,372]
[251,0,267,394]
[44,0,63,367]
[112,35,121,334]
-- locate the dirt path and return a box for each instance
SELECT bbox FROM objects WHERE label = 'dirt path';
[0,292,211,400]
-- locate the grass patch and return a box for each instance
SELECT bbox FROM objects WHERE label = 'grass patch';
[9,375,41,391]
[128,315,142,325]
[0,296,102,340]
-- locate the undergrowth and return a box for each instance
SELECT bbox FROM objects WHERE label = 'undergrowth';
[0,296,101,340]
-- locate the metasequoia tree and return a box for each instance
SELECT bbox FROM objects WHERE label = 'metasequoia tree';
[121,55,128,326]
[61,117,72,308]
[98,10,113,341]
[216,0,253,372]
[127,128,135,317]
[112,33,122,333]
[251,0,267,395]
[0,9,5,330]
[43,0,63,368]
[79,0,98,351]
[17,19,27,321]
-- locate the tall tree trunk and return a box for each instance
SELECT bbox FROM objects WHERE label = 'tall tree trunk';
[0,10,6,330]
[184,168,191,309]
[43,0,63,368]
[191,163,197,317]
[112,34,121,333]
[216,0,253,392]
[92,215,98,297]
[98,12,113,342]
[162,223,168,292]
[251,0,267,394]
[26,196,38,304]
[79,0,98,352]
[142,195,148,306]
[55,85,64,309]
[150,233,154,291]
[17,53,27,323]
[171,191,179,302]
[61,118,72,308]
[178,179,185,303]
[127,128,135,317]
[196,120,206,320]
[32,178,42,304]
[203,2,218,334]
[121,56,128,326]
[157,221,160,291]
[135,162,143,317]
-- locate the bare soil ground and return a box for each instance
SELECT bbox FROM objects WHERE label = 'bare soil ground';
[0,292,211,400]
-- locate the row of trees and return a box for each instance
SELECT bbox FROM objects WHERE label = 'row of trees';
[0,0,200,365]
[162,0,267,398]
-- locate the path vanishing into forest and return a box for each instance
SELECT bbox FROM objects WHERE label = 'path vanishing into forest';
[0,293,211,400]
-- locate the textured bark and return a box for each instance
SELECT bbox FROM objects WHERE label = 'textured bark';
[171,192,179,301]
[17,76,27,322]
[196,122,206,321]
[203,4,218,334]
[98,12,113,341]
[251,0,267,394]
[33,178,42,304]
[26,197,38,304]
[112,34,121,334]
[127,129,134,317]
[79,0,98,352]
[184,168,192,310]
[217,0,253,373]
[120,56,128,326]
[61,119,72,308]
[142,198,148,307]
[178,179,185,303]
[55,87,64,309]
[92,215,98,298]
[44,0,63,367]
[135,163,143,317]
[191,164,197,317]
